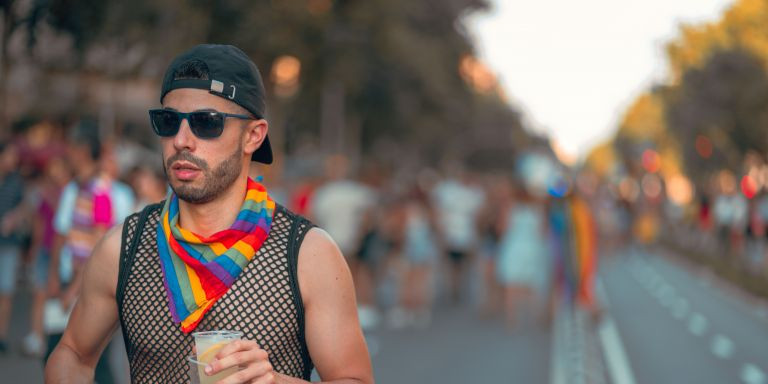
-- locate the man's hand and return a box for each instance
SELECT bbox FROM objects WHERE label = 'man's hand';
[205,340,275,384]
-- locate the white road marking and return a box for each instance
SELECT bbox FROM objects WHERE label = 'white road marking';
[550,302,567,384]
[647,274,661,292]
[741,364,766,384]
[658,285,677,308]
[596,278,637,384]
[672,298,689,320]
[688,313,708,336]
[710,334,735,359]
[598,316,637,384]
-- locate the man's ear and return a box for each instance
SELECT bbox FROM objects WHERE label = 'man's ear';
[243,119,268,157]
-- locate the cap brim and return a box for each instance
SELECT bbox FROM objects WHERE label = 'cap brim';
[251,135,273,164]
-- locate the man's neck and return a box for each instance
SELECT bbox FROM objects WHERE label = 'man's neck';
[176,177,249,238]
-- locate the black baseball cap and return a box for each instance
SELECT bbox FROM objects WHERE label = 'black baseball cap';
[160,44,272,164]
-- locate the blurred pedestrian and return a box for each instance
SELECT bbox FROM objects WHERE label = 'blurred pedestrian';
[0,141,25,353]
[21,154,71,357]
[310,155,379,327]
[569,191,600,318]
[45,126,135,383]
[477,175,508,316]
[128,165,168,211]
[399,182,439,327]
[431,170,484,304]
[497,185,547,328]
[548,185,600,322]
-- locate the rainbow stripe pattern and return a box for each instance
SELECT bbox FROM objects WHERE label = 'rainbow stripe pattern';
[156,178,276,333]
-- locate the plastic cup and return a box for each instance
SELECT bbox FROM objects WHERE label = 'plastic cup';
[188,355,240,384]
[190,330,243,384]
[193,330,243,362]
[187,354,241,384]
[187,356,205,384]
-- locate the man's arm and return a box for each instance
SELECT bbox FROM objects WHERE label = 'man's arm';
[44,224,123,384]
[206,228,374,384]
[294,228,373,383]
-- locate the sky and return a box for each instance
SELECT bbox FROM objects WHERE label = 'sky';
[467,0,735,164]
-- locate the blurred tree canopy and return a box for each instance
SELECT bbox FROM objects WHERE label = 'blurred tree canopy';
[666,49,768,182]
[0,0,532,170]
[592,0,768,191]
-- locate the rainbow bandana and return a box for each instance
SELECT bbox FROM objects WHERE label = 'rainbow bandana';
[157,178,276,333]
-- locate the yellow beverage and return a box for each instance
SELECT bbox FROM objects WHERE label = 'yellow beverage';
[191,343,237,384]
[192,331,243,384]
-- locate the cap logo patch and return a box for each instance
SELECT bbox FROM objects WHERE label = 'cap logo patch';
[211,80,224,93]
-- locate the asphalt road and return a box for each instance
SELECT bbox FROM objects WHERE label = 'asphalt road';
[599,247,768,384]
[3,245,768,384]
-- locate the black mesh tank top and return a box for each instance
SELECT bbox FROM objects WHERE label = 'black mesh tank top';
[117,203,315,382]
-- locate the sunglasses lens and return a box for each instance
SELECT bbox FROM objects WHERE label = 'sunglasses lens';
[188,112,224,138]
[150,110,181,137]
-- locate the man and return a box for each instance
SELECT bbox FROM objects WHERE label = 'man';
[431,169,484,304]
[45,44,373,383]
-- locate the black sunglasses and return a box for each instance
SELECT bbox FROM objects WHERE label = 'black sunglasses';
[148,109,257,139]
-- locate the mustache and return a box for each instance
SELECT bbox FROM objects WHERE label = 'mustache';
[165,151,210,171]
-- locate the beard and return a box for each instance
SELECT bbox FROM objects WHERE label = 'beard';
[163,142,242,204]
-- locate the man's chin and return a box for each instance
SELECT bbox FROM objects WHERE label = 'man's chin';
[172,186,216,204]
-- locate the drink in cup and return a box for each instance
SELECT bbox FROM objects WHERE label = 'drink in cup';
[189,330,243,384]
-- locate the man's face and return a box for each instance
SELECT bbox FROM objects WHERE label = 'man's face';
[160,88,248,204]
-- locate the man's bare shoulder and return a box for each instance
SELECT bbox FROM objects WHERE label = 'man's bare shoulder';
[297,228,346,271]
[98,223,124,261]
[296,228,354,305]
[85,223,125,297]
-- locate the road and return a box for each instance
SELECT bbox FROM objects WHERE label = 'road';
[599,247,768,384]
[3,246,768,383]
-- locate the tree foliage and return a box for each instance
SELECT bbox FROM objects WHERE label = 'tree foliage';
[597,0,768,189]
[4,0,529,169]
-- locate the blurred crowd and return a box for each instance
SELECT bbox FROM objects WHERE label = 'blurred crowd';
[0,118,166,382]
[672,179,768,274]
[291,155,607,332]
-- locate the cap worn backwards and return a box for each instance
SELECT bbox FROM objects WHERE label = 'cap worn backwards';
[160,44,272,164]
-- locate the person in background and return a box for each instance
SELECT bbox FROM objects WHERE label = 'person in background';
[398,181,439,327]
[547,180,601,325]
[310,155,379,326]
[21,155,72,357]
[0,141,25,353]
[128,164,168,211]
[569,189,600,320]
[477,175,509,316]
[496,184,547,329]
[47,126,135,383]
[431,169,484,304]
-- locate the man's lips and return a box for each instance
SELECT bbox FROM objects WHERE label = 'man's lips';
[171,162,201,171]
[171,162,201,180]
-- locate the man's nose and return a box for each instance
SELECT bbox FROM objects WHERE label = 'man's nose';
[172,118,196,153]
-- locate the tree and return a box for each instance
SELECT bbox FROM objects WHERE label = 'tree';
[666,49,768,182]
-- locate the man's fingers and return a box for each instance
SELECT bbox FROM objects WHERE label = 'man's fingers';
[212,360,273,384]
[208,348,268,375]
[214,340,260,361]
